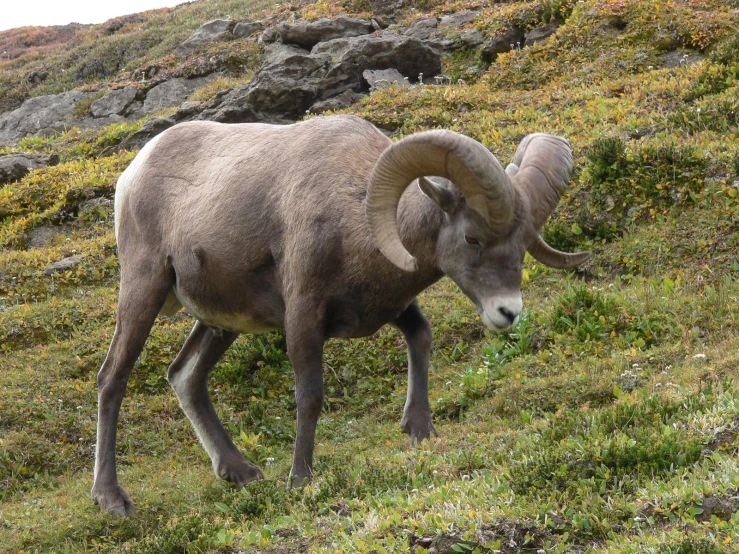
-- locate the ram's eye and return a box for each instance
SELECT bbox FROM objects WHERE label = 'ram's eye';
[464,235,480,245]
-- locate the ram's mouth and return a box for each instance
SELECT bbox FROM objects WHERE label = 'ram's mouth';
[478,307,513,332]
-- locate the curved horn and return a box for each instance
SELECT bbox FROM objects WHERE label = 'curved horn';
[366,130,515,271]
[528,235,591,269]
[512,133,573,230]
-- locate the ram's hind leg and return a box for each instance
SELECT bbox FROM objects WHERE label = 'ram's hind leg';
[168,321,264,486]
[92,258,172,516]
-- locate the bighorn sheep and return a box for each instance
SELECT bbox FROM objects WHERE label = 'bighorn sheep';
[93,115,589,515]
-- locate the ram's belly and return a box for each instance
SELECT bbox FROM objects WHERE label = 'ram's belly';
[170,249,286,334]
[174,288,281,334]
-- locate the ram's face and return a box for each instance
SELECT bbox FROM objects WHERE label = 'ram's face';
[428,178,534,331]
[366,129,591,334]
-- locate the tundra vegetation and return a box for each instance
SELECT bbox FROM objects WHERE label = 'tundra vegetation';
[1,0,739,552]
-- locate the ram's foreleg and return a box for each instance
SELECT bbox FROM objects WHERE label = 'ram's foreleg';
[286,298,326,487]
[394,300,438,442]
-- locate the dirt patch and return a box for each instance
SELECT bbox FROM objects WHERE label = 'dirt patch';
[697,492,739,522]
[639,491,739,523]
[705,415,739,453]
[26,223,73,249]
[661,50,705,68]
[410,519,553,553]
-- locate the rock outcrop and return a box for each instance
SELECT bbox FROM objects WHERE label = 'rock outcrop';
[27,223,73,249]
[43,255,83,276]
[363,68,408,91]
[403,18,439,41]
[524,19,562,46]
[481,26,526,60]
[0,12,484,147]
[175,19,236,54]
[277,16,375,49]
[0,91,91,145]
[90,85,138,117]
[233,20,263,38]
[402,11,482,52]
[141,77,212,114]
[0,153,60,185]
[200,32,440,121]
[438,10,480,29]
[175,18,266,55]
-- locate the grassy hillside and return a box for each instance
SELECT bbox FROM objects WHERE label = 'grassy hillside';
[2,0,739,552]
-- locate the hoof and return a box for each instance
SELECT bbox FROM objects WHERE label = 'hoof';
[401,410,439,443]
[215,454,264,487]
[92,483,136,516]
[287,471,311,489]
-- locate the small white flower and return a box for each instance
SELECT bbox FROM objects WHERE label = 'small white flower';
[694,353,706,359]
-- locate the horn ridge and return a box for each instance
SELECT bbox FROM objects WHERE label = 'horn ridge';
[366,130,515,271]
[528,235,591,269]
[512,133,573,230]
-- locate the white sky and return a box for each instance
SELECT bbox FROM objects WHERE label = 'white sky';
[0,0,186,32]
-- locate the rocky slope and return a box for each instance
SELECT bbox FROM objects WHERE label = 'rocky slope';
[0,1,578,152]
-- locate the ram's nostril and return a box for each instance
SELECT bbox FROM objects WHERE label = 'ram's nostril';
[498,306,515,324]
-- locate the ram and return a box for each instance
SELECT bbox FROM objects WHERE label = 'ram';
[93,115,589,515]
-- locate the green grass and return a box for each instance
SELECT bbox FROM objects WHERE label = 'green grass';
[2,0,739,551]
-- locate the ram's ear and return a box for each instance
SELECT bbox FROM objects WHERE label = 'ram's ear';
[418,177,457,213]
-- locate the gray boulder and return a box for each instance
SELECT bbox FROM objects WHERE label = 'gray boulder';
[141,77,211,114]
[524,19,562,46]
[0,153,60,185]
[363,68,408,91]
[207,33,440,121]
[245,34,440,119]
[27,223,73,249]
[404,13,477,52]
[43,256,83,276]
[403,18,439,41]
[309,90,364,114]
[233,20,263,38]
[242,45,335,119]
[0,91,91,146]
[461,29,484,47]
[481,26,526,60]
[90,85,138,117]
[277,16,375,49]
[175,19,235,55]
[438,10,479,29]
[261,27,278,44]
[311,34,441,78]
[106,117,177,155]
